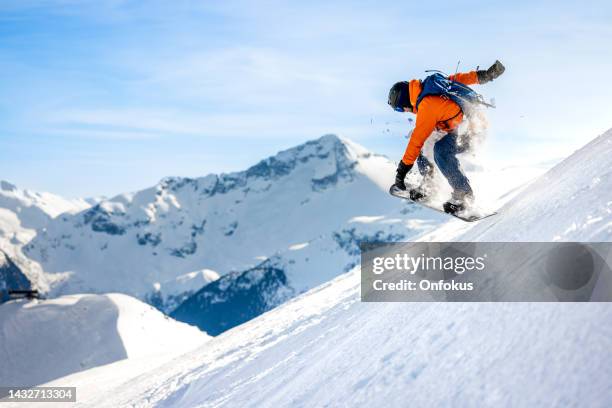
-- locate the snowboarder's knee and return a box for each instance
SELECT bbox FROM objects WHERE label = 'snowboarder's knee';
[433,145,448,168]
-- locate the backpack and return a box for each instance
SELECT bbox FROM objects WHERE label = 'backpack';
[415,73,488,116]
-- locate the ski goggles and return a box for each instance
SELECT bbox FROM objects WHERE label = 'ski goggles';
[393,106,405,112]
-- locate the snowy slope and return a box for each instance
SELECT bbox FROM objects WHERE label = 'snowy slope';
[84,271,612,408]
[0,293,208,387]
[23,135,446,310]
[78,129,612,407]
[458,129,612,241]
[418,128,612,243]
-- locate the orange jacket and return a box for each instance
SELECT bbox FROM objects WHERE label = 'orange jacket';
[401,71,480,165]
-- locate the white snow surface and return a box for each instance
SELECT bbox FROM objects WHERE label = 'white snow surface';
[41,129,612,407]
[0,293,208,388]
[419,128,612,243]
[459,129,612,241]
[84,272,612,408]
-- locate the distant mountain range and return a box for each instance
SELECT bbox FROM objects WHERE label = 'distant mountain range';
[1,135,447,333]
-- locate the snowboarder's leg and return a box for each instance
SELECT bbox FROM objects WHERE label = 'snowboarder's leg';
[416,153,434,177]
[409,153,436,201]
[433,132,473,203]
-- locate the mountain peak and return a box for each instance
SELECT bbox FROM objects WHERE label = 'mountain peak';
[1,180,17,192]
[314,133,342,146]
[301,133,367,158]
[152,134,358,196]
[201,134,363,191]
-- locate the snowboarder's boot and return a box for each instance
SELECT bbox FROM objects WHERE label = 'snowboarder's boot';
[409,164,435,202]
[443,191,474,215]
[443,200,464,215]
[409,189,427,202]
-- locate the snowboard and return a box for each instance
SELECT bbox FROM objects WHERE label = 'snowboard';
[389,186,497,222]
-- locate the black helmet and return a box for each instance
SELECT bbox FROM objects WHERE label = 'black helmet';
[388,81,412,112]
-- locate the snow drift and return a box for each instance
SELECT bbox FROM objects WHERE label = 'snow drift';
[0,293,208,387]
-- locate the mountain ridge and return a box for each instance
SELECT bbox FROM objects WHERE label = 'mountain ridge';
[19,134,439,313]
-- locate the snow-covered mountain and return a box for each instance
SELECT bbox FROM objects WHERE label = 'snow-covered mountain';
[22,135,445,313]
[166,145,545,334]
[0,180,92,230]
[0,293,208,387]
[2,134,543,335]
[169,223,410,335]
[72,128,612,407]
[0,181,92,294]
[0,180,92,251]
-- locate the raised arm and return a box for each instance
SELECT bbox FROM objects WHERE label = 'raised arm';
[449,60,506,85]
[448,71,479,85]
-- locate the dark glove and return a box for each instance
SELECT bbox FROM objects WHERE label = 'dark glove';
[393,161,413,190]
[477,60,505,84]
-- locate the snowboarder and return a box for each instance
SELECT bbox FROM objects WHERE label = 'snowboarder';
[388,60,505,214]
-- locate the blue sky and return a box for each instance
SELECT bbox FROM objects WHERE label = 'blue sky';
[1,0,611,197]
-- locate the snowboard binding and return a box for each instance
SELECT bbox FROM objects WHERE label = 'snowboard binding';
[442,201,464,215]
[409,189,427,202]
